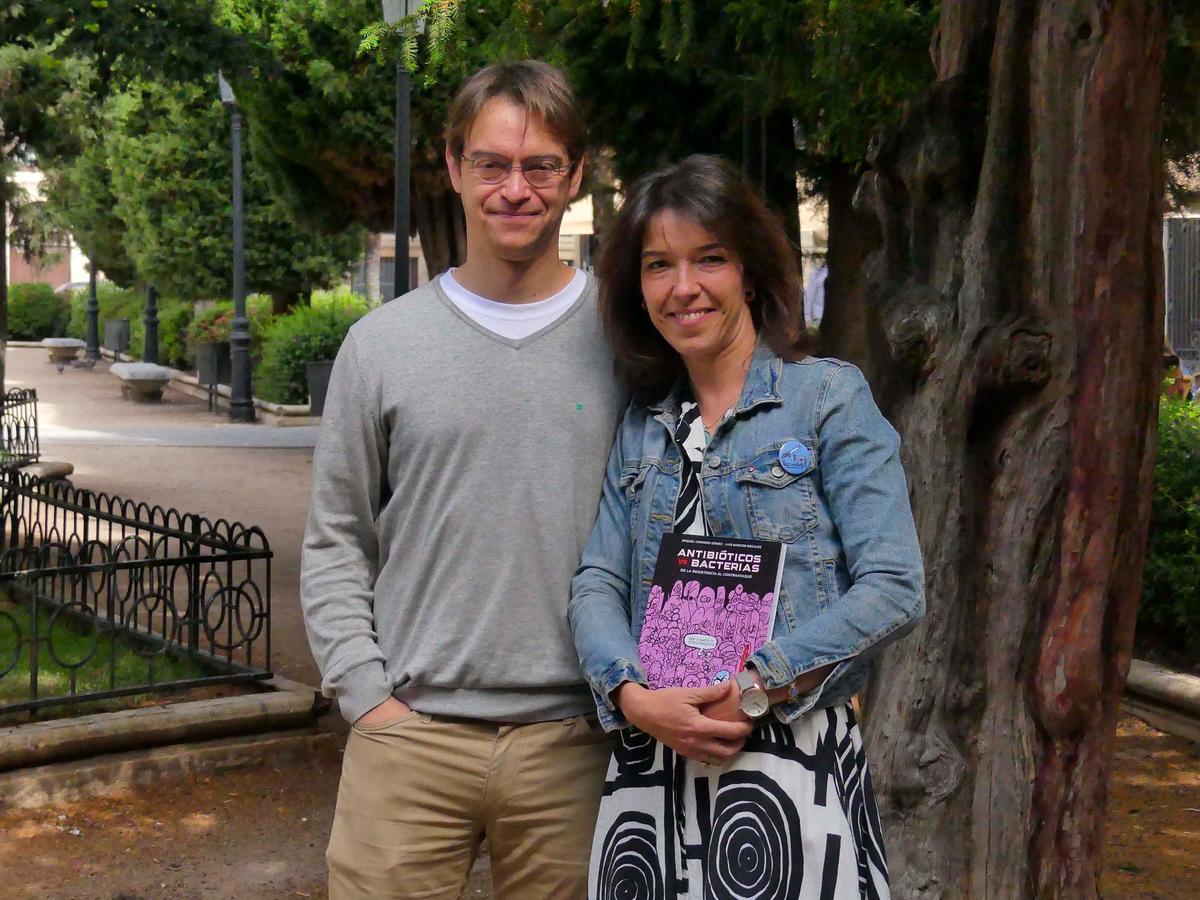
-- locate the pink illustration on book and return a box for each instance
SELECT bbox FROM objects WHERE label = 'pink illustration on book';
[639,579,775,689]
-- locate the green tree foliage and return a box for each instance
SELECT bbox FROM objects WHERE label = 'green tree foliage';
[0,44,82,167]
[1165,1,1200,203]
[218,0,397,233]
[218,0,517,229]
[11,0,241,90]
[66,77,363,310]
[43,140,138,287]
[541,0,934,181]
[217,0,534,273]
[3,1,247,293]
[1140,397,1200,664]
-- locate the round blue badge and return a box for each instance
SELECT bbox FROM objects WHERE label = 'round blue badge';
[778,440,813,475]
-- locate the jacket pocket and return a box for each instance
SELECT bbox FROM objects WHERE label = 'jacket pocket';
[619,462,652,544]
[736,443,818,543]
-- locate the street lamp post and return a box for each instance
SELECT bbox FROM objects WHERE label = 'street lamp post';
[381,1,423,302]
[219,72,255,422]
[85,266,100,361]
[143,285,159,363]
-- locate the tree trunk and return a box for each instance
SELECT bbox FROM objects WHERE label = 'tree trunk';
[589,148,620,247]
[817,161,878,370]
[826,2,1167,896]
[270,290,302,316]
[412,167,466,278]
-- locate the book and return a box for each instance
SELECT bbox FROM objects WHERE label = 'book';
[638,532,786,690]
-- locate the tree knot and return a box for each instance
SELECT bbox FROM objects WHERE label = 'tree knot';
[885,289,947,378]
[1003,329,1054,389]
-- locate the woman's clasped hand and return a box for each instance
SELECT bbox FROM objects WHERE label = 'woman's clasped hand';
[614,680,752,764]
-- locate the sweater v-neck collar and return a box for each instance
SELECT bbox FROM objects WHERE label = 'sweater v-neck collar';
[432,272,593,349]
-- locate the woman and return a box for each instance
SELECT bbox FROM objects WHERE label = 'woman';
[569,155,925,899]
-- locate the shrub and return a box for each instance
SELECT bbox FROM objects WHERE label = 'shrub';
[157,301,193,369]
[8,283,69,340]
[255,303,365,404]
[1139,397,1200,666]
[183,297,273,369]
[65,285,193,367]
[186,304,234,345]
[311,285,371,311]
[66,283,143,349]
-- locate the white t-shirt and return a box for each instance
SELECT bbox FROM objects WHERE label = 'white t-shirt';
[440,268,586,340]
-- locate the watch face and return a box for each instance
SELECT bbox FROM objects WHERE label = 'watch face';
[741,689,769,719]
[736,673,769,718]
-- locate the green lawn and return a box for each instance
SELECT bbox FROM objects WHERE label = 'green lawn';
[0,595,210,713]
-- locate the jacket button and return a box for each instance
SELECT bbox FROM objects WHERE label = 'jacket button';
[707,455,721,468]
[771,464,785,477]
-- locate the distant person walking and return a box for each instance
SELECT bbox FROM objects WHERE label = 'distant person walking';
[301,61,622,899]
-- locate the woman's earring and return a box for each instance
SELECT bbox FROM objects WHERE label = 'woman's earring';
[744,289,756,302]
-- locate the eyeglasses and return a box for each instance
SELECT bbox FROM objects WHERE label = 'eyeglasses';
[460,154,573,188]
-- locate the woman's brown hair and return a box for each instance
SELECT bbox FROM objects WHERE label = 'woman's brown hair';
[597,154,809,399]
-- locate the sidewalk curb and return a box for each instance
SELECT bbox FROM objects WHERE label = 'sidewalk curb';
[0,728,338,810]
[0,675,334,809]
[0,685,325,772]
[1123,658,1200,743]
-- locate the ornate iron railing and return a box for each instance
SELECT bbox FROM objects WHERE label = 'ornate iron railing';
[1,388,40,469]
[0,470,272,716]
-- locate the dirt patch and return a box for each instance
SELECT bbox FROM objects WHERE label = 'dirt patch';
[1100,717,1200,899]
[0,725,490,899]
[0,740,343,899]
[0,715,1191,898]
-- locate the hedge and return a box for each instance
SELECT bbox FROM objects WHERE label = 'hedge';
[1138,396,1200,666]
[8,283,69,340]
[255,299,367,404]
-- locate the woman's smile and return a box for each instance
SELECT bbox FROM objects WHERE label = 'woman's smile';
[670,307,717,324]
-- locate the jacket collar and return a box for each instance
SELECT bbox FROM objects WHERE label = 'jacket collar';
[649,343,783,428]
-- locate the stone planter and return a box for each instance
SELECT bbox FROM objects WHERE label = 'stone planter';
[306,360,334,416]
[109,362,173,403]
[42,338,87,364]
[195,341,232,386]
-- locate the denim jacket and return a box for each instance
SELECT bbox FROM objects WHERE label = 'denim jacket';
[568,346,925,731]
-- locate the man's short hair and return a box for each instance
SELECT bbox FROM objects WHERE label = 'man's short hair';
[445,60,587,163]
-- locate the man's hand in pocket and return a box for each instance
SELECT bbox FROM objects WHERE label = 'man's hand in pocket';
[355,696,412,728]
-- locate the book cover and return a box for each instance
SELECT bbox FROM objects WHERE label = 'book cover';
[638,532,786,690]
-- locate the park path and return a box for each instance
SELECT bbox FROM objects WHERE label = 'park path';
[1,347,1194,898]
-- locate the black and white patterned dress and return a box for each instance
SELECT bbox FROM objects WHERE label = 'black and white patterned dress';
[588,401,891,900]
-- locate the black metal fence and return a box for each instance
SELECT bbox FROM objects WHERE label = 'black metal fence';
[0,470,272,716]
[1,388,40,469]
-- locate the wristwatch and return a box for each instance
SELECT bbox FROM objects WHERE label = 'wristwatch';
[735,670,770,719]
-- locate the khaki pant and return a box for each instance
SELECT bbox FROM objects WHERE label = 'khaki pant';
[327,711,612,899]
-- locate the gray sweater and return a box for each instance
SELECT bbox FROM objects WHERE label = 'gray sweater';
[300,275,624,724]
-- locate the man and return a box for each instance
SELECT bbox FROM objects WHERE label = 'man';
[300,61,623,898]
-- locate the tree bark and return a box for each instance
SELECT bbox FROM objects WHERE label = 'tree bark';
[825,2,1167,896]
[270,290,303,316]
[412,167,466,278]
[817,161,878,371]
